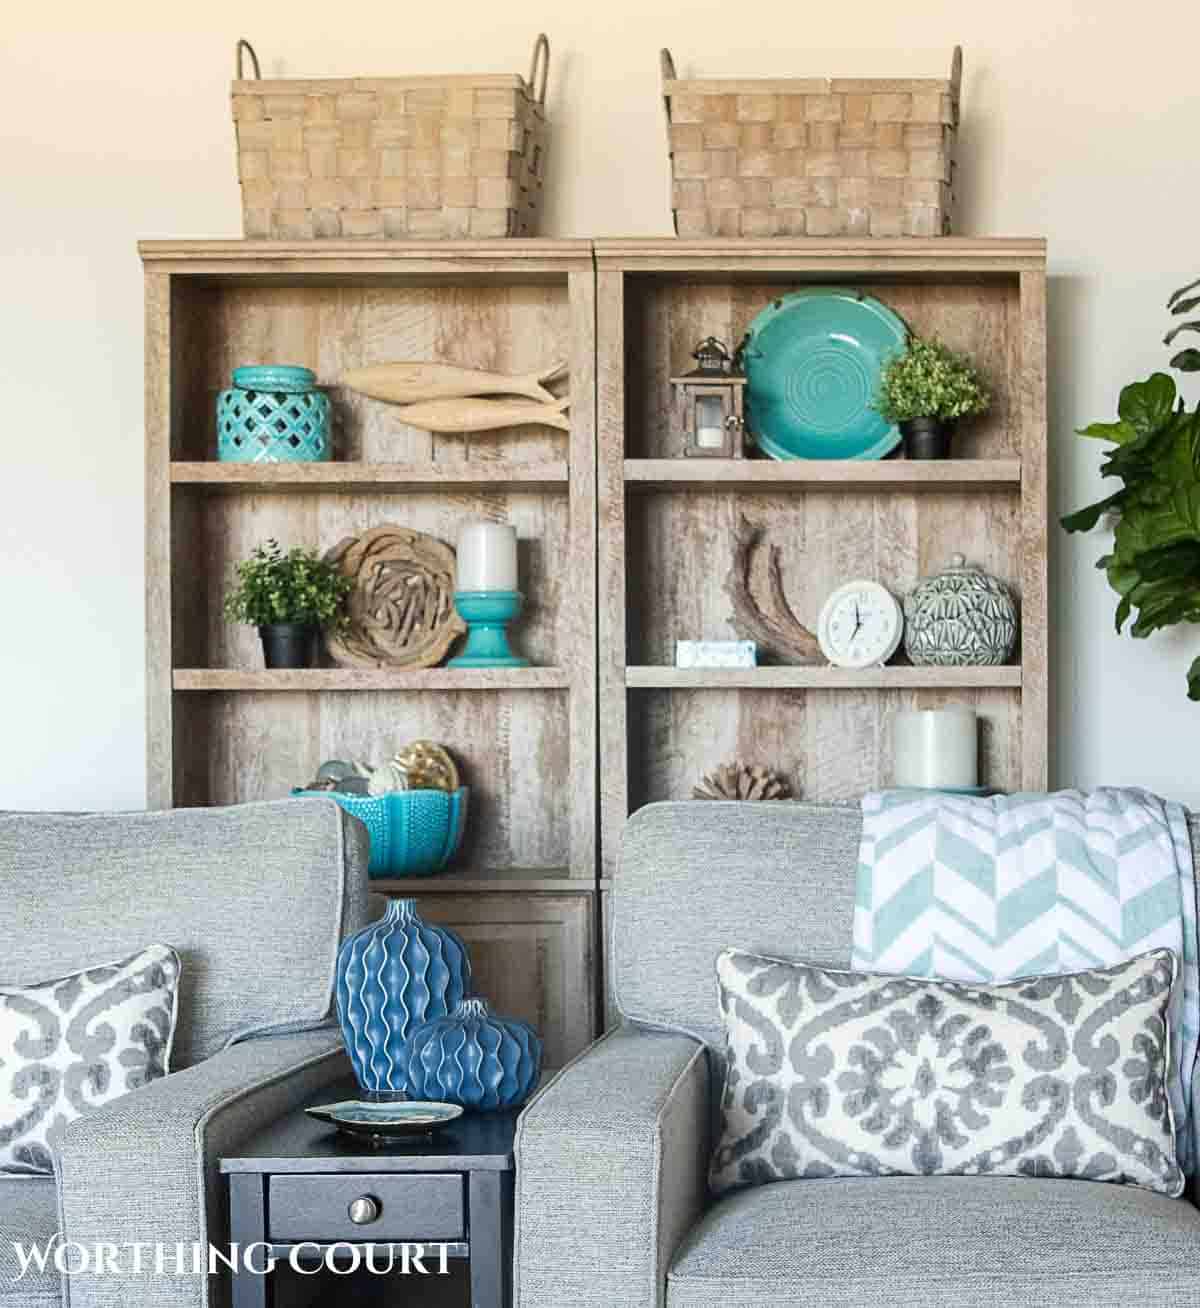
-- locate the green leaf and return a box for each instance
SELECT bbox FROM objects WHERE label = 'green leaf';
[1169,276,1200,310]
[1061,491,1124,533]
[1115,594,1132,632]
[1076,420,1136,443]
[1188,655,1200,701]
[1118,373,1177,436]
[1171,348,1200,372]
[1170,295,1200,317]
[1164,321,1200,347]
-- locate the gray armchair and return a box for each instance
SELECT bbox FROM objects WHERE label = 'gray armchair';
[515,801,1200,1308]
[0,799,369,1308]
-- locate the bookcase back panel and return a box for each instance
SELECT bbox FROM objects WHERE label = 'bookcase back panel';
[172,688,570,872]
[625,487,1021,666]
[621,276,1020,460]
[628,685,1021,804]
[170,489,569,671]
[171,281,572,465]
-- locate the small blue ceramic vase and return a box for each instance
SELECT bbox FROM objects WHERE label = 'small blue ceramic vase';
[406,996,542,1110]
[335,898,472,1099]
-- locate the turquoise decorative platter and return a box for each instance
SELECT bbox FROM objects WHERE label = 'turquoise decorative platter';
[232,364,316,393]
[741,289,908,460]
[306,1099,463,1141]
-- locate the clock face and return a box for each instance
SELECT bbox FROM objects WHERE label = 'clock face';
[817,581,904,669]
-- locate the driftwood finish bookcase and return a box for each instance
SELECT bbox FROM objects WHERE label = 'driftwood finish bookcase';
[141,240,598,1070]
[595,237,1048,877]
[144,236,1048,1049]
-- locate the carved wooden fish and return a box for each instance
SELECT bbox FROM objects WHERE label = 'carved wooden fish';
[342,359,567,406]
[393,395,571,434]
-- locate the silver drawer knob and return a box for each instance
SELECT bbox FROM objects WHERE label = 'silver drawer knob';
[348,1196,381,1225]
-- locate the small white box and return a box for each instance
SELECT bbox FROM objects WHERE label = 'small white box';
[675,640,758,669]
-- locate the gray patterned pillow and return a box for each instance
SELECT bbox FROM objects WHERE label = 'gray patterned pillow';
[0,944,181,1175]
[711,947,1184,1198]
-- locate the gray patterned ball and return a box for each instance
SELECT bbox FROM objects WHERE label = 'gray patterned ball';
[903,554,1018,666]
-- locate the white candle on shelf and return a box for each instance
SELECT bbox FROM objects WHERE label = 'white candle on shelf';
[456,520,518,593]
[894,707,978,789]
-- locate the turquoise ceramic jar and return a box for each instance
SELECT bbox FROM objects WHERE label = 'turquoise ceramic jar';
[216,364,330,463]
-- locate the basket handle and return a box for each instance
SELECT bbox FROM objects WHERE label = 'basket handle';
[949,44,963,126]
[660,49,679,234]
[236,39,261,80]
[660,48,677,90]
[527,33,550,105]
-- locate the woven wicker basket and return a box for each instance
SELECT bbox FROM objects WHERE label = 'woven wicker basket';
[231,36,549,240]
[661,47,961,238]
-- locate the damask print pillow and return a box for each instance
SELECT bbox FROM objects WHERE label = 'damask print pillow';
[0,944,181,1175]
[711,947,1184,1198]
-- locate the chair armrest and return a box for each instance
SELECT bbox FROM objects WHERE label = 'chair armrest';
[514,1024,709,1308]
[54,1028,349,1308]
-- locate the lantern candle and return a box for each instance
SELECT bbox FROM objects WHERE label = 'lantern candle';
[893,707,978,790]
[449,519,529,669]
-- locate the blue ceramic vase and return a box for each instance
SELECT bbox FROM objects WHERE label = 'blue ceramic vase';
[406,996,542,1110]
[335,898,471,1099]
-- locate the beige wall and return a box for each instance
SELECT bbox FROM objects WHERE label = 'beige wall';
[2,2,1197,808]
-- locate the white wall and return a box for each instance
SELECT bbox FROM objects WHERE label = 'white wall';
[2,2,1197,810]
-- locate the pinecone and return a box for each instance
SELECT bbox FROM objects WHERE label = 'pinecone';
[693,761,791,802]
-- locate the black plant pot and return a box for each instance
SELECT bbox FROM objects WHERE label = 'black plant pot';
[902,416,955,460]
[258,623,319,669]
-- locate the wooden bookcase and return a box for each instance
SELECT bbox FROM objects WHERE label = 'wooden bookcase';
[595,238,1048,876]
[141,240,598,1069]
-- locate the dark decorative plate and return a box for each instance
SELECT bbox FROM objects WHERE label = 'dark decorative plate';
[306,1099,463,1142]
[741,288,908,460]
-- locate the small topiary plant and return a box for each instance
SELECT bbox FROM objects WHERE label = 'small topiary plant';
[223,540,351,629]
[875,336,991,424]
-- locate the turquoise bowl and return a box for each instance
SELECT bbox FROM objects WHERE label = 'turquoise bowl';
[292,788,468,878]
[741,288,908,460]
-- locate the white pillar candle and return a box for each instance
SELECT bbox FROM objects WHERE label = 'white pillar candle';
[456,520,518,592]
[894,707,978,789]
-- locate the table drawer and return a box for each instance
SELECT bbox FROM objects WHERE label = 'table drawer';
[268,1173,465,1242]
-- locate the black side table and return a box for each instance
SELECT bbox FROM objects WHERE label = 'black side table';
[220,1083,517,1308]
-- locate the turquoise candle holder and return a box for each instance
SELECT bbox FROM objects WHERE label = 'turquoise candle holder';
[448,591,529,668]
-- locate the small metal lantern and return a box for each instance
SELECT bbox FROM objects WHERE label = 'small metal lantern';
[672,337,746,458]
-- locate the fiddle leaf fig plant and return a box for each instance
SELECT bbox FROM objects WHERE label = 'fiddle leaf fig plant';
[1062,367,1200,699]
[223,540,351,629]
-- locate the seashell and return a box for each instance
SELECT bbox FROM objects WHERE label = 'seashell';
[368,760,410,796]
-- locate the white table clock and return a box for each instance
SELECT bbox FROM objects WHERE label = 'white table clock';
[817,580,904,668]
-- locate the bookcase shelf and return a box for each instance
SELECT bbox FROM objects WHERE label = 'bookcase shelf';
[626,666,1023,690]
[171,460,569,493]
[173,668,572,692]
[624,458,1021,491]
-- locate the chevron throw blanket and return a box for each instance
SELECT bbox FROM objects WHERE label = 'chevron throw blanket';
[853,787,1199,1171]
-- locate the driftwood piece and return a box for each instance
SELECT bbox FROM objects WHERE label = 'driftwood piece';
[324,525,466,669]
[723,516,824,664]
[693,761,792,801]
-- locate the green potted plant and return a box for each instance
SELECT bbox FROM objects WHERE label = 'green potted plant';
[223,540,351,669]
[875,335,991,459]
[1062,274,1200,700]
